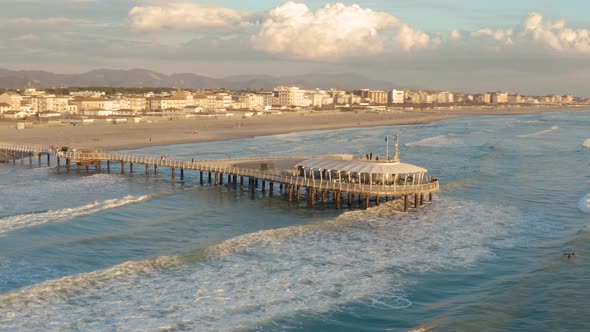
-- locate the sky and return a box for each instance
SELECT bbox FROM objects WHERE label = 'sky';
[1,0,589,95]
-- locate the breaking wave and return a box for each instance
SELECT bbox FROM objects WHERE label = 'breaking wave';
[578,193,590,214]
[0,197,524,331]
[0,195,151,235]
[405,135,464,148]
[517,126,560,138]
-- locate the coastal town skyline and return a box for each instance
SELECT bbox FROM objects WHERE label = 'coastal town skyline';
[2,1,590,95]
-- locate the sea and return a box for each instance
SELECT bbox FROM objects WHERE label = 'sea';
[0,110,589,331]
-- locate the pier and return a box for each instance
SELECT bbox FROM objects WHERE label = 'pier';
[0,142,439,211]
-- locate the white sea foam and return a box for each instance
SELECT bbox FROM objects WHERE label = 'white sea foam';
[583,139,590,148]
[578,193,590,214]
[517,126,560,138]
[0,195,151,235]
[0,197,524,331]
[405,135,464,148]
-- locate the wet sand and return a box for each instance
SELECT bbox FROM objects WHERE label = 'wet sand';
[0,106,586,150]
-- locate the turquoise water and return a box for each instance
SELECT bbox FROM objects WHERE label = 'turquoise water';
[0,111,589,331]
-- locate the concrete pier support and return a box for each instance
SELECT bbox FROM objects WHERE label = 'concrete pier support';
[269,182,274,195]
[154,165,158,175]
[376,195,380,206]
[208,172,212,183]
[262,181,266,192]
[429,192,433,202]
[181,168,184,180]
[121,162,125,174]
[296,186,301,201]
[38,154,41,166]
[200,171,203,184]
[66,158,71,170]
[219,173,223,185]
[46,153,50,166]
[145,164,149,176]
[172,167,176,180]
[107,160,110,172]
[365,195,370,209]
[130,163,134,173]
[335,191,341,209]
[348,193,353,207]
[214,173,219,185]
[414,193,418,208]
[420,193,424,206]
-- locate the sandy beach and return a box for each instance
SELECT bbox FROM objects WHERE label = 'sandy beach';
[0,105,587,150]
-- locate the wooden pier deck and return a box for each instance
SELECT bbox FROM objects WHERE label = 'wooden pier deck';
[1,142,439,211]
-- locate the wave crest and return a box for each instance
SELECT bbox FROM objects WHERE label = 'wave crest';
[517,126,560,138]
[0,195,151,235]
[0,197,524,331]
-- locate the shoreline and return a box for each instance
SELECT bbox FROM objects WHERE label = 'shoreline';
[0,105,587,151]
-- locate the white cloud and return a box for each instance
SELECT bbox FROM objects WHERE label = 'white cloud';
[471,28,513,45]
[394,24,432,50]
[128,3,253,32]
[521,12,590,55]
[250,2,433,59]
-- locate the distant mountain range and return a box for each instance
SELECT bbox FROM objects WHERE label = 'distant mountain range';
[0,68,399,90]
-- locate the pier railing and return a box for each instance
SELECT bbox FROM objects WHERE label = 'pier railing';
[58,151,440,195]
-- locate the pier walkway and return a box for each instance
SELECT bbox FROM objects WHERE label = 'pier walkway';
[1,142,439,211]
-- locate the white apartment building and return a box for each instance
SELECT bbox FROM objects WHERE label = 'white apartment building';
[389,89,405,104]
[273,86,305,107]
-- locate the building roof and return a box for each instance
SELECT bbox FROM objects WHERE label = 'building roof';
[0,102,10,107]
[296,155,427,174]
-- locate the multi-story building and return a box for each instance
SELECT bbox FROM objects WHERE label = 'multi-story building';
[543,95,562,104]
[70,97,114,113]
[30,95,71,113]
[355,89,388,104]
[0,91,22,110]
[507,94,522,104]
[273,86,305,107]
[148,92,193,111]
[389,89,405,104]
[436,91,454,104]
[562,94,574,103]
[238,94,265,109]
[491,92,508,104]
[121,95,147,111]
